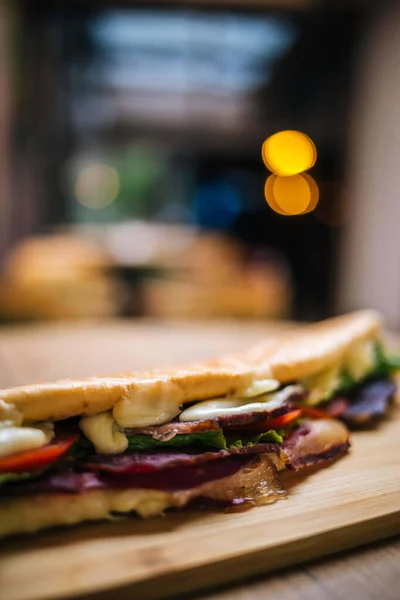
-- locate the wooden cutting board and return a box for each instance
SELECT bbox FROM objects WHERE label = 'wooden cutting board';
[0,321,399,600]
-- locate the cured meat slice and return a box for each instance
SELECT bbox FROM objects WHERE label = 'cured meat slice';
[80,443,281,474]
[1,453,285,507]
[324,379,395,426]
[282,418,350,471]
[341,379,395,425]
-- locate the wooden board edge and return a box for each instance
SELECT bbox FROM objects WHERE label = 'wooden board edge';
[77,510,400,600]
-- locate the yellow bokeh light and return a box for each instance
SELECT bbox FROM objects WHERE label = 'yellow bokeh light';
[75,164,120,210]
[262,130,317,176]
[264,173,319,216]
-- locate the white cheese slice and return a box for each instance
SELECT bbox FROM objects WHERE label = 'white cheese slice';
[179,385,302,422]
[0,427,50,459]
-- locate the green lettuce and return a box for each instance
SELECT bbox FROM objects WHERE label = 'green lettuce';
[127,431,227,451]
[337,369,356,394]
[373,342,400,377]
[0,472,38,487]
[71,428,284,459]
[226,430,283,448]
[71,436,95,459]
[127,429,283,452]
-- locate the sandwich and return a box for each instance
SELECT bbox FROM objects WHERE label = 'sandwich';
[0,310,397,537]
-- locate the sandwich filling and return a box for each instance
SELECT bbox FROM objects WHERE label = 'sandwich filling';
[299,340,399,423]
[0,337,397,530]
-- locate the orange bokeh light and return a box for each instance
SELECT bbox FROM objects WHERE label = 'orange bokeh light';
[264,173,319,216]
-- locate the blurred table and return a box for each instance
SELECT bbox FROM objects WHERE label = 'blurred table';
[0,319,399,600]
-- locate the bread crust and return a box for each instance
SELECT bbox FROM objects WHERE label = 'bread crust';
[0,310,381,423]
[245,310,381,382]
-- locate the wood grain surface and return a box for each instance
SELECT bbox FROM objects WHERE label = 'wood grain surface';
[0,319,399,600]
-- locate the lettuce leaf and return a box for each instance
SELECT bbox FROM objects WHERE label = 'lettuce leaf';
[71,437,95,459]
[227,430,283,448]
[127,430,227,451]
[0,472,39,487]
[71,428,284,458]
[338,369,356,392]
[126,429,283,451]
[373,342,400,376]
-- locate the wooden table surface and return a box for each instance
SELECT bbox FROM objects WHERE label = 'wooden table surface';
[0,318,399,600]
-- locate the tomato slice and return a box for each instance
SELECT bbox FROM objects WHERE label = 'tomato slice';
[226,409,302,436]
[0,434,78,474]
[261,409,303,430]
[301,406,331,419]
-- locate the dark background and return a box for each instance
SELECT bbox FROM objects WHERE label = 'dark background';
[1,0,384,320]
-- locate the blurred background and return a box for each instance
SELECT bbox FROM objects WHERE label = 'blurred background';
[0,0,399,327]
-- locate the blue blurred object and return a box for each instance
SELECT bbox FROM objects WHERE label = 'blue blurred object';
[192,179,242,230]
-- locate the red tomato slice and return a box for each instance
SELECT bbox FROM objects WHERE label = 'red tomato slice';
[0,434,78,474]
[301,406,331,419]
[261,409,303,430]
[226,409,302,436]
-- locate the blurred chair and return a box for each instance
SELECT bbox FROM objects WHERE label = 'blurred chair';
[142,232,292,319]
[0,235,124,320]
[0,225,291,322]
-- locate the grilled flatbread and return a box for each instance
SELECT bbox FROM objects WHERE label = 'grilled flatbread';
[0,310,396,537]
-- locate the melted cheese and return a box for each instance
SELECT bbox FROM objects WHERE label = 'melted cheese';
[79,412,128,454]
[302,363,342,406]
[112,378,183,428]
[0,489,175,536]
[0,400,23,428]
[303,339,378,405]
[344,340,376,381]
[179,385,302,422]
[0,426,51,459]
